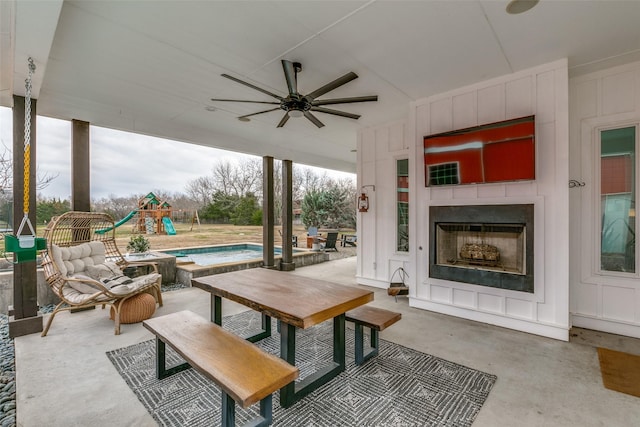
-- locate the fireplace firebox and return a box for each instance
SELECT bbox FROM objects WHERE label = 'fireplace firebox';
[429,204,534,293]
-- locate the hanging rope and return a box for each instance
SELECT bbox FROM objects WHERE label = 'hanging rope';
[15,57,37,247]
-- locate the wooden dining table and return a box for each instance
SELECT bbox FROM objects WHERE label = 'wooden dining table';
[191,268,374,408]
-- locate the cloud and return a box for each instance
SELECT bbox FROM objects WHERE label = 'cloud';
[2,107,250,199]
[1,107,353,201]
[88,126,250,198]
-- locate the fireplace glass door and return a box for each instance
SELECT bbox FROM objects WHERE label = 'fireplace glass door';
[429,204,534,292]
[435,223,526,275]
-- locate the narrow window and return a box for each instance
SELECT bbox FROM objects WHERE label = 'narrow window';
[397,159,409,252]
[600,126,636,273]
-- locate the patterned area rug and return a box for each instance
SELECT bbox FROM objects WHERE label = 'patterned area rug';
[107,310,496,426]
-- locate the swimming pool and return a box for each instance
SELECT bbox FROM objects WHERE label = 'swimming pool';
[159,243,328,286]
[164,243,285,266]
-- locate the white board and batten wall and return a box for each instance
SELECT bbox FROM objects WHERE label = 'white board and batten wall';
[570,60,640,339]
[357,59,570,341]
[357,119,412,287]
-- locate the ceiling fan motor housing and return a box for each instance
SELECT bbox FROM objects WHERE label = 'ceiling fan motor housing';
[282,97,311,112]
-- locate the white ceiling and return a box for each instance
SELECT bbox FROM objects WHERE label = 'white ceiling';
[3,0,640,173]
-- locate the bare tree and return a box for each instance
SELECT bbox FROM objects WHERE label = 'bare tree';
[0,148,10,192]
[272,161,283,225]
[292,167,306,202]
[92,194,139,219]
[0,143,57,194]
[212,158,263,197]
[183,157,355,227]
[185,176,215,206]
[169,192,202,212]
[296,167,331,195]
[211,160,234,196]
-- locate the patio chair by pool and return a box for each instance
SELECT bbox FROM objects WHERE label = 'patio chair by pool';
[40,211,163,336]
[341,234,357,247]
[321,232,339,252]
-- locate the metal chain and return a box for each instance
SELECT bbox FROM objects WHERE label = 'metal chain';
[23,57,35,215]
[14,57,37,242]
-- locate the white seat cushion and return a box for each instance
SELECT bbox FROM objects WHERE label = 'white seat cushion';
[109,273,161,296]
[50,241,160,298]
[51,241,106,277]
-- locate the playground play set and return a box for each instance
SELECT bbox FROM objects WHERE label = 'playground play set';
[126,192,176,235]
[95,193,180,235]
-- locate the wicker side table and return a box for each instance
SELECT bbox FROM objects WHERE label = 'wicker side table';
[110,292,156,324]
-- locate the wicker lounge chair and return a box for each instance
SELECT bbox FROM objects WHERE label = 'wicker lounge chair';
[40,211,163,336]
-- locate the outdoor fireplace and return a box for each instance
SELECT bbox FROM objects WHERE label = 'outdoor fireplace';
[429,204,534,293]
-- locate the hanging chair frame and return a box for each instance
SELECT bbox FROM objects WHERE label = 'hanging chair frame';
[40,211,163,336]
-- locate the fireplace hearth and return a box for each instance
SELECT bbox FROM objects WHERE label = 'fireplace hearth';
[429,204,534,293]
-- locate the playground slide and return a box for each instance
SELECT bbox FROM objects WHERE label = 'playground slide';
[95,210,137,234]
[162,216,176,235]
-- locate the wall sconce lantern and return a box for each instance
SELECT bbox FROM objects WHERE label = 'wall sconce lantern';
[358,185,375,213]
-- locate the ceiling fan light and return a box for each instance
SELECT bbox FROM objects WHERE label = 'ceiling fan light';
[289,109,304,118]
[506,0,538,14]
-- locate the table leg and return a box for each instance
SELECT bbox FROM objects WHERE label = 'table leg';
[279,314,346,408]
[246,313,272,343]
[334,314,346,367]
[155,337,190,380]
[211,294,222,325]
[211,294,271,341]
[280,322,296,407]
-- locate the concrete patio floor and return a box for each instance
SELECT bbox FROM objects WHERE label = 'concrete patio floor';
[15,257,640,427]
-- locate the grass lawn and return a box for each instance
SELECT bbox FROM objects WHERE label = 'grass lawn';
[112,223,353,251]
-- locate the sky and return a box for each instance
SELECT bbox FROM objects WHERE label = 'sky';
[0,107,354,200]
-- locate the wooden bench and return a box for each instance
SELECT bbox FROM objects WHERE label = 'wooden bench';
[143,310,299,427]
[345,306,401,365]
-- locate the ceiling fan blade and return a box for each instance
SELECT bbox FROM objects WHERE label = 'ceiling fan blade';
[282,60,299,96]
[277,113,290,128]
[310,106,360,120]
[238,107,281,119]
[211,99,280,105]
[303,111,325,128]
[305,71,358,100]
[221,74,284,101]
[312,95,378,106]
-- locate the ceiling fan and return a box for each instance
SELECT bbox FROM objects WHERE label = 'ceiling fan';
[211,60,378,128]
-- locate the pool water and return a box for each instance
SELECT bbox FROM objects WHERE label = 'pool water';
[164,244,284,266]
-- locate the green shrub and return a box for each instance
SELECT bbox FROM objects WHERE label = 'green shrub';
[126,235,150,253]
